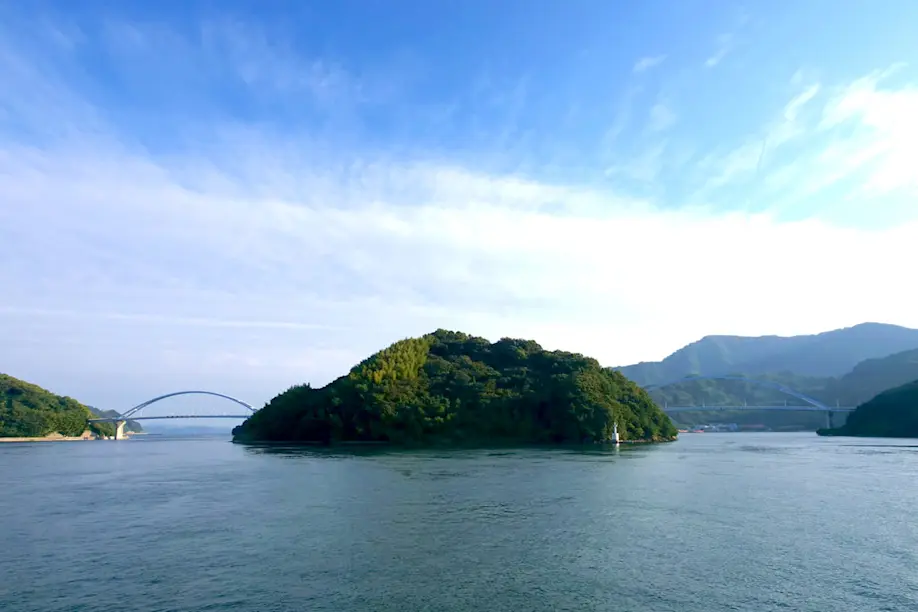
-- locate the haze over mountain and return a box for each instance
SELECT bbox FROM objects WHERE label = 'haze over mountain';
[649,345,918,430]
[619,323,918,385]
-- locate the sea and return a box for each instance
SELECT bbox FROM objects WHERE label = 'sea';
[2,433,917,611]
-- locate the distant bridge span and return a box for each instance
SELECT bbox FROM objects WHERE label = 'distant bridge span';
[661,405,855,413]
[641,376,855,428]
[642,375,834,410]
[87,390,257,439]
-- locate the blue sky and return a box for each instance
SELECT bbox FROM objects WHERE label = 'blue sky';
[2,1,917,414]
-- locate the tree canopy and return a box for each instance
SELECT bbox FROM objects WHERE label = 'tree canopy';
[0,373,102,437]
[233,330,677,445]
[818,380,918,438]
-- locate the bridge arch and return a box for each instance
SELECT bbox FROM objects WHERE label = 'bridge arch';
[642,375,831,411]
[121,391,257,419]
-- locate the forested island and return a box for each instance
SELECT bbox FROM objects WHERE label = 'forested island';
[233,330,677,445]
[817,380,918,438]
[0,373,141,439]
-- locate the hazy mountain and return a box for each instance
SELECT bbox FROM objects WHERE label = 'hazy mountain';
[645,347,918,431]
[618,323,918,385]
[826,348,918,406]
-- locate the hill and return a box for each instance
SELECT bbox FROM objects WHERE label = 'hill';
[824,348,918,406]
[647,348,918,409]
[818,380,918,438]
[645,348,918,431]
[0,373,111,438]
[86,407,144,433]
[233,329,677,445]
[619,323,918,385]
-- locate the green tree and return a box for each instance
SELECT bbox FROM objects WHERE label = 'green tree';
[1,374,95,438]
[234,329,678,445]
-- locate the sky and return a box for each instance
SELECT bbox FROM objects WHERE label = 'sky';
[2,0,918,414]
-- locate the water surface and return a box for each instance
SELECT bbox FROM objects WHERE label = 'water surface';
[2,433,917,611]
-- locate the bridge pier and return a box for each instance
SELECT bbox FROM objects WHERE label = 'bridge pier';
[114,420,126,440]
[825,411,834,430]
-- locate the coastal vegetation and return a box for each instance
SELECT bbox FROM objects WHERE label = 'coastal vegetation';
[1,374,104,437]
[817,380,918,437]
[233,330,677,445]
[0,373,142,438]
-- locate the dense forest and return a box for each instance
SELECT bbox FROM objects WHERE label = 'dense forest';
[818,380,918,437]
[233,330,677,445]
[0,374,113,437]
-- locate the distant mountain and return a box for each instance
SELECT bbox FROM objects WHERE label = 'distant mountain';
[619,323,918,385]
[644,347,918,431]
[825,348,918,406]
[649,347,918,407]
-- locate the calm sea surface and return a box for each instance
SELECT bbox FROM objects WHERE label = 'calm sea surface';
[2,433,917,612]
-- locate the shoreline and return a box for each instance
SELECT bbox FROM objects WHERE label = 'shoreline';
[233,436,678,447]
[0,435,100,443]
[0,430,133,443]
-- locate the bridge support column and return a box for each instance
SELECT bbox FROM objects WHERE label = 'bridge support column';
[114,420,126,440]
[825,411,834,430]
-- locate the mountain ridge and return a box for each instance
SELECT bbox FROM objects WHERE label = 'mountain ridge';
[618,322,918,385]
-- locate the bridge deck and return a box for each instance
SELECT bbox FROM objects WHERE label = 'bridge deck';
[88,415,252,422]
[663,405,855,413]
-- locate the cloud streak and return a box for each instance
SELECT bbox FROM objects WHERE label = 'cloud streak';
[1,12,917,411]
[705,33,734,68]
[633,55,666,73]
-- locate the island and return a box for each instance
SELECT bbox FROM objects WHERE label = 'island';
[0,373,141,440]
[817,379,918,438]
[233,329,677,445]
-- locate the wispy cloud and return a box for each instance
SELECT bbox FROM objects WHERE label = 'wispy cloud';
[2,10,918,411]
[647,102,677,132]
[783,84,821,121]
[633,55,666,73]
[705,33,734,68]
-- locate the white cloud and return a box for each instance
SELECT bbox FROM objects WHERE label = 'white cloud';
[818,71,918,197]
[783,84,820,122]
[633,55,666,73]
[692,70,918,223]
[1,16,918,413]
[750,70,918,219]
[3,129,918,411]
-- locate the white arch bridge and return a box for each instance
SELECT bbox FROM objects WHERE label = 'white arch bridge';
[641,375,855,429]
[87,391,257,439]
